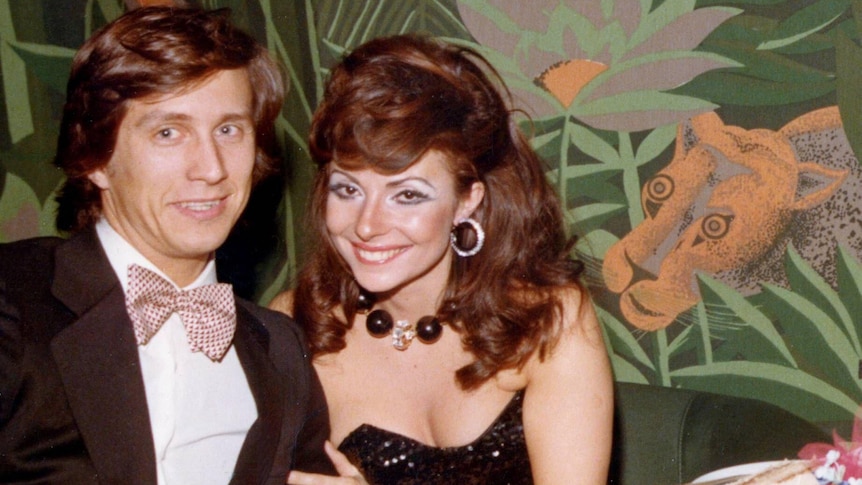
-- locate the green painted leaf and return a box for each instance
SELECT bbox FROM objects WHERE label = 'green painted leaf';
[670,71,836,105]
[756,0,851,50]
[706,17,838,55]
[8,41,76,94]
[542,7,603,59]
[701,41,835,84]
[855,0,862,36]
[696,0,789,5]
[565,169,626,205]
[569,203,627,231]
[0,40,33,144]
[574,90,717,117]
[568,123,622,165]
[665,322,696,358]
[596,305,655,372]
[629,0,696,50]
[609,353,650,384]
[0,173,41,242]
[671,361,858,423]
[38,178,61,238]
[634,124,677,166]
[836,29,862,165]
[758,284,862,401]
[696,273,796,366]
[784,245,861,355]
[578,228,618,261]
[94,0,123,22]
[836,245,862,344]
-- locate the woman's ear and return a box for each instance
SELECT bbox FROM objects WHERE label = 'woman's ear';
[456,181,485,221]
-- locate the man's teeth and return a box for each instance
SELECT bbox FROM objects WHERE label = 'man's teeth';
[358,248,404,262]
[179,200,220,211]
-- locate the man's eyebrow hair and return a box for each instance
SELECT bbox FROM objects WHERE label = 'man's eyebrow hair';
[221,112,254,123]
[133,110,253,129]
[134,110,191,128]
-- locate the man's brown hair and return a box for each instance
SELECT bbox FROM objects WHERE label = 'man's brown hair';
[54,6,284,232]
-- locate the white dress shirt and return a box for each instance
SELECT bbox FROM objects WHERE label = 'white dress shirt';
[96,218,258,485]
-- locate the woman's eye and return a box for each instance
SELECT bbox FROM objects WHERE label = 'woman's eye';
[329,183,360,199]
[395,190,428,204]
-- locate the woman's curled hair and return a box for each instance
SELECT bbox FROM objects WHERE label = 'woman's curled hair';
[293,34,586,389]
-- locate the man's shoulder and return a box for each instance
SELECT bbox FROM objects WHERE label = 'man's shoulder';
[235,298,299,327]
[0,236,65,275]
[235,298,307,349]
[234,298,313,380]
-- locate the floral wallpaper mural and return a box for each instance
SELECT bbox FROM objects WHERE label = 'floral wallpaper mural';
[2,0,862,428]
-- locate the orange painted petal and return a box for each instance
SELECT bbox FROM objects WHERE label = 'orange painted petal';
[537,59,608,108]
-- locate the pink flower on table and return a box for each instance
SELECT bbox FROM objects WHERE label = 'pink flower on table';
[799,413,862,483]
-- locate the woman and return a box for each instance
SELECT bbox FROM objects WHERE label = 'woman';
[272,34,613,484]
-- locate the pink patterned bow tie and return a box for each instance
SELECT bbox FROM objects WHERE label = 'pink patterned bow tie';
[125,264,236,361]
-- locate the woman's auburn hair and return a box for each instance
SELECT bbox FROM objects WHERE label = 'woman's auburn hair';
[292,34,586,389]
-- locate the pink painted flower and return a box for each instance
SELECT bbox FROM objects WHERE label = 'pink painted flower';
[457,0,740,131]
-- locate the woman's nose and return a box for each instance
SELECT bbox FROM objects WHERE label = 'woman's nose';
[354,197,389,240]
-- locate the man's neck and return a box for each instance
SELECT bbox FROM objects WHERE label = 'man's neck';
[94,218,217,289]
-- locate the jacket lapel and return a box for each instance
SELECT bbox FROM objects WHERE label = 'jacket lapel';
[49,229,157,483]
[230,305,286,484]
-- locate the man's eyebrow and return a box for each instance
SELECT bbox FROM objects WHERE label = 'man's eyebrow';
[133,110,253,128]
[220,112,254,124]
[134,110,191,128]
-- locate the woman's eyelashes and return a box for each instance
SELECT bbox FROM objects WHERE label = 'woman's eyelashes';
[393,188,431,205]
[329,182,360,200]
[328,181,434,205]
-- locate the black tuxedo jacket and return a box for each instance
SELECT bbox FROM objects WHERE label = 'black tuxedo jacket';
[0,229,334,484]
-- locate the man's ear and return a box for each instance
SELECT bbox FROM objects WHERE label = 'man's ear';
[456,181,485,221]
[87,167,110,190]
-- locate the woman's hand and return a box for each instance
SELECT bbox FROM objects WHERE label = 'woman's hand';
[287,441,369,485]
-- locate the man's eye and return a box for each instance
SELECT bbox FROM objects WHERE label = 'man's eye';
[155,128,179,140]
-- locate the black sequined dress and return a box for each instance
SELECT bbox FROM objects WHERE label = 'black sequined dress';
[337,391,532,485]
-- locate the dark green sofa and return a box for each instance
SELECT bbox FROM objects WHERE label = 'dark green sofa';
[608,382,831,485]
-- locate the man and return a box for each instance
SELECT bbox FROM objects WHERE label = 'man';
[0,7,333,484]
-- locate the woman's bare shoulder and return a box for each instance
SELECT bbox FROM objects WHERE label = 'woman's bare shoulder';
[519,284,593,331]
[268,289,295,316]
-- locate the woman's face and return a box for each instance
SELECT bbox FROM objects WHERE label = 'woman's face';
[325,150,484,297]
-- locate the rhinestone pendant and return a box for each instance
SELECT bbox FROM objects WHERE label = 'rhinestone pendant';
[392,320,416,350]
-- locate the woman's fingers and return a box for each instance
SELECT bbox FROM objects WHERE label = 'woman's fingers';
[285,442,367,485]
[324,440,364,479]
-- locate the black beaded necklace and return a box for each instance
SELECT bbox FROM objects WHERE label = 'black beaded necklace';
[357,290,444,351]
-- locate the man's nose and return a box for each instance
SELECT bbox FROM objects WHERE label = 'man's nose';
[188,135,227,183]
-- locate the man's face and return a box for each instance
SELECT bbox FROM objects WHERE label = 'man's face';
[89,69,256,281]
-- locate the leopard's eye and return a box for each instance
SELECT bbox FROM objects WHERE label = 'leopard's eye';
[646,174,674,202]
[701,214,733,240]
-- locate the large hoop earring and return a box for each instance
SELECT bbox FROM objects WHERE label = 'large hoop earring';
[450,218,485,257]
